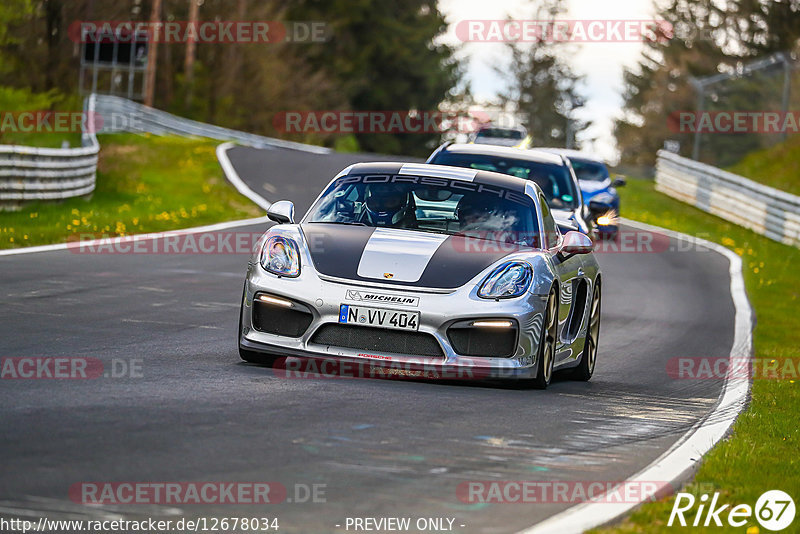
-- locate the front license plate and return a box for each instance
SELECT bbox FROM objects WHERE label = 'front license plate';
[339,305,419,331]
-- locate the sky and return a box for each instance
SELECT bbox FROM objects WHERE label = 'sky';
[438,0,660,163]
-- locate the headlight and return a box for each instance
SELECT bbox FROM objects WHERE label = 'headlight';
[596,212,618,226]
[260,236,301,277]
[478,262,532,299]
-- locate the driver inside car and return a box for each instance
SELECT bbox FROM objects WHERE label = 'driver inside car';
[361,184,418,228]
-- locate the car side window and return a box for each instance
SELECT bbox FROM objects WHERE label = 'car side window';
[539,194,560,248]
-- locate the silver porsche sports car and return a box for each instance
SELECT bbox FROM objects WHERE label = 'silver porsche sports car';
[238,162,602,388]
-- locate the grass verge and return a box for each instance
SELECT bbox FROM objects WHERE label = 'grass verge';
[726,134,800,197]
[0,133,262,249]
[589,179,799,533]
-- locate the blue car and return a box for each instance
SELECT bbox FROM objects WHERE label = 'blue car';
[537,149,625,240]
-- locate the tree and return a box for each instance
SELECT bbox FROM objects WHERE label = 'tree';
[0,0,34,74]
[727,0,800,56]
[495,3,588,148]
[614,0,735,167]
[498,42,588,148]
[285,0,462,155]
[614,0,800,168]
[0,0,461,156]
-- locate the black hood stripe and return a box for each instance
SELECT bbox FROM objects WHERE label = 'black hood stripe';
[302,224,515,289]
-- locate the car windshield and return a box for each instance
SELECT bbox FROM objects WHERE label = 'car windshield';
[475,128,524,140]
[429,152,579,210]
[305,175,541,247]
[570,158,610,182]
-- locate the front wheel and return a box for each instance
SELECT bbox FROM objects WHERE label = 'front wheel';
[571,279,601,381]
[530,288,558,390]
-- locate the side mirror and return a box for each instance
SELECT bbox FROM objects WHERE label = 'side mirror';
[267,200,295,224]
[588,198,613,216]
[611,176,626,187]
[561,231,593,255]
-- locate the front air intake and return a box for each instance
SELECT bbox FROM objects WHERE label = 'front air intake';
[310,324,444,358]
[447,324,518,358]
[252,294,314,337]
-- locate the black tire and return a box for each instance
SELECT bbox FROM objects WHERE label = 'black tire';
[571,279,601,381]
[530,287,558,390]
[237,285,278,367]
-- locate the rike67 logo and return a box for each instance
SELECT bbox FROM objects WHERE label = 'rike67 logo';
[669,490,795,531]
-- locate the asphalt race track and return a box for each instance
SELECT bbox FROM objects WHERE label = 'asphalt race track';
[0,146,736,533]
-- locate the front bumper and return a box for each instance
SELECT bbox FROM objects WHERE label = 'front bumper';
[594,222,619,238]
[239,263,549,380]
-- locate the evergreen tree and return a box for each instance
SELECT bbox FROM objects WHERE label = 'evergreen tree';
[495,2,588,148]
[285,0,462,155]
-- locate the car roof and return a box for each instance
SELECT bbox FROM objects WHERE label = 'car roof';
[535,147,606,164]
[341,161,536,195]
[476,125,527,133]
[439,143,564,165]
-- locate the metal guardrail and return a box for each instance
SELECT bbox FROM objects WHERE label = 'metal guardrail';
[92,94,331,154]
[0,93,329,209]
[0,95,100,207]
[655,149,800,247]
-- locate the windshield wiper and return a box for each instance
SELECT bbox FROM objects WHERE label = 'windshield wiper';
[411,227,458,236]
[310,221,368,226]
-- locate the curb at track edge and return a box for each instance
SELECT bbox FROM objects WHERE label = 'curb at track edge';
[518,217,753,534]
